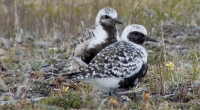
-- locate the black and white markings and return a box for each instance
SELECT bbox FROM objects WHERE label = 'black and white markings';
[66,24,157,94]
[70,7,123,67]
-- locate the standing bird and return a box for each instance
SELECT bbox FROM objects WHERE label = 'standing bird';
[66,24,157,95]
[69,7,123,69]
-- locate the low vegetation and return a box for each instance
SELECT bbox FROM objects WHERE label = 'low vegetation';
[0,0,200,109]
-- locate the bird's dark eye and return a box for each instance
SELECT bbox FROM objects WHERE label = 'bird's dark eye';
[141,34,145,37]
[105,15,110,19]
[133,31,138,35]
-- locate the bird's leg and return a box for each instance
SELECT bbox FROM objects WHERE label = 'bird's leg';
[109,92,112,96]
[109,89,120,97]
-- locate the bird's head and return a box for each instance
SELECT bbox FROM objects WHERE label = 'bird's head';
[95,7,123,27]
[121,24,157,45]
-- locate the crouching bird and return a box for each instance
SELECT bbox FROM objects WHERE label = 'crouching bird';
[65,24,157,95]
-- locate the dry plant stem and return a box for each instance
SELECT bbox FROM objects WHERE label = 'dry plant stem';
[0,77,8,91]
[98,98,107,110]
[51,64,54,80]
[161,21,167,63]
[14,0,19,32]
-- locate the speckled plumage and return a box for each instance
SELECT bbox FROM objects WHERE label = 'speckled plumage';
[66,24,157,93]
[69,7,122,68]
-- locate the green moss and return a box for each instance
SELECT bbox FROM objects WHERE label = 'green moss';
[185,36,200,43]
[175,100,200,110]
[39,92,82,109]
[0,104,16,110]
[3,96,9,101]
[3,77,13,85]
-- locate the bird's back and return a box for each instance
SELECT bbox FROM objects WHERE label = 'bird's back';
[72,41,146,80]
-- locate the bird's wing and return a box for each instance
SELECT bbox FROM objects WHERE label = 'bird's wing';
[118,63,148,88]
[95,41,144,78]
[71,26,96,58]
[74,41,145,79]
[141,63,148,77]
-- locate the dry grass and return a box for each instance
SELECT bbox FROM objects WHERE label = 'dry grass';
[0,0,200,109]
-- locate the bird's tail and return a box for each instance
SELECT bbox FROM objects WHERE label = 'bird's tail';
[62,71,81,80]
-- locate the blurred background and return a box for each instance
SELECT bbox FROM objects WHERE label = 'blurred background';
[0,0,199,46]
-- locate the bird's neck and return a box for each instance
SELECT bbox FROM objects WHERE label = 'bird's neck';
[102,25,118,42]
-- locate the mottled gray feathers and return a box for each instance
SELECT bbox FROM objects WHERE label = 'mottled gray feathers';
[72,41,145,80]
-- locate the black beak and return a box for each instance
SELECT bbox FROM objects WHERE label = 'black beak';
[145,36,157,42]
[114,18,123,24]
